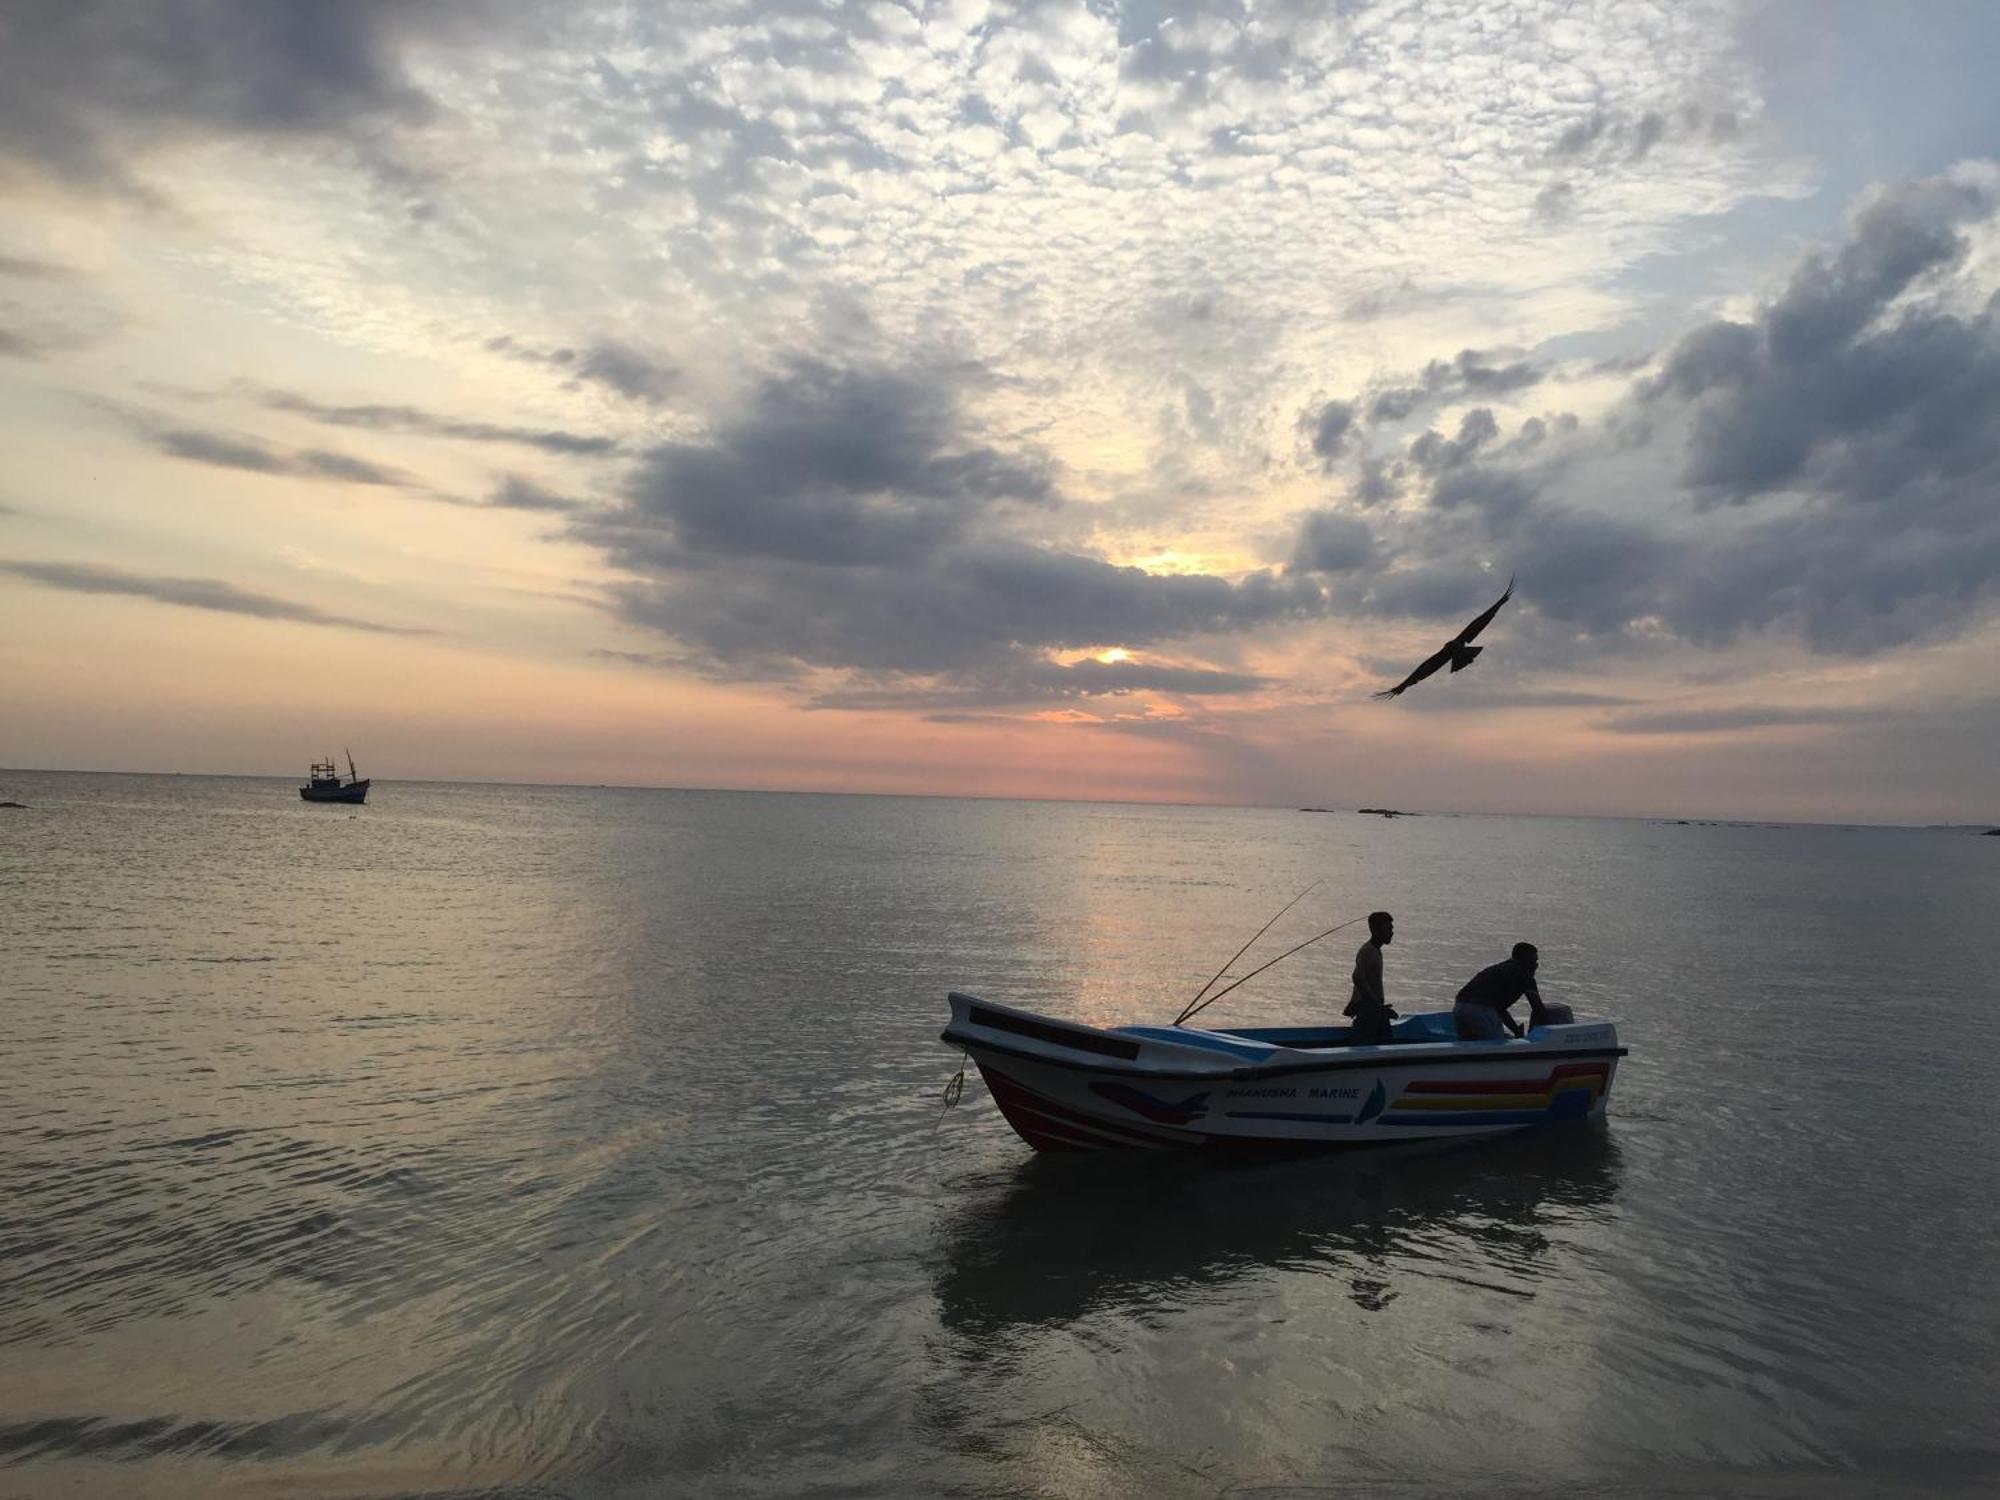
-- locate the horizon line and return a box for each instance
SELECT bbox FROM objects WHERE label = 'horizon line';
[1,764,1990,831]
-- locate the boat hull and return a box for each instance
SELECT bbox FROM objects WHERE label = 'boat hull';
[300,779,369,803]
[943,992,1623,1152]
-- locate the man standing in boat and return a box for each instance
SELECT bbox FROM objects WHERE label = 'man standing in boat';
[1453,942,1552,1040]
[1344,911,1397,1044]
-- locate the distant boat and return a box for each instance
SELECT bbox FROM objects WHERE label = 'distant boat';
[300,749,369,804]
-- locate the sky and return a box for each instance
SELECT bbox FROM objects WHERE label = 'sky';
[2,0,1997,823]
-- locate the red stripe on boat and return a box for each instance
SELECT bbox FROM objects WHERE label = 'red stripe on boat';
[990,1093,1146,1152]
[1404,1062,1609,1095]
[984,1071,1181,1149]
[981,1067,1186,1149]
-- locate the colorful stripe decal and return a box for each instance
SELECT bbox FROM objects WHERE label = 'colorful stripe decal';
[1381,1061,1609,1126]
[1223,1110,1358,1124]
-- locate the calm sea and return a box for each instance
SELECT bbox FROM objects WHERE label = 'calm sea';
[1,771,1996,1500]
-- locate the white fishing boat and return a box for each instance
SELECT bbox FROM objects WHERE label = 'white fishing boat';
[941,992,1626,1152]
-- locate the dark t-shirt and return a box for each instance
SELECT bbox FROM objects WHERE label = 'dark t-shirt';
[1455,958,1544,1019]
[1344,939,1385,1017]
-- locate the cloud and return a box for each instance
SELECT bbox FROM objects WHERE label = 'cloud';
[1600,705,1873,734]
[487,475,581,512]
[148,424,409,486]
[0,326,53,359]
[1534,181,1577,224]
[486,335,676,406]
[252,387,618,455]
[575,356,1328,702]
[295,448,406,485]
[1368,351,1547,426]
[1296,165,2000,664]
[0,254,79,280]
[1301,399,1356,468]
[152,427,292,475]
[0,558,432,634]
[1290,510,1375,573]
[607,360,1055,568]
[1410,408,1500,473]
[1648,167,2000,506]
[1549,104,1742,166]
[0,1,507,191]
[0,292,118,360]
[574,340,676,405]
[1396,686,1641,713]
[589,647,684,668]
[809,656,1268,712]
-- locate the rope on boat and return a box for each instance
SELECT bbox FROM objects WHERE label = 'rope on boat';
[930,1049,969,1133]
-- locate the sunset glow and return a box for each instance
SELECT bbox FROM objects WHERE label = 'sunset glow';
[2,2,1996,822]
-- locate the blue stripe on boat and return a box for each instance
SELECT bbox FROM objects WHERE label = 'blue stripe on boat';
[1377,1109,1559,1127]
[1116,1026,1275,1060]
[1223,1110,1357,1124]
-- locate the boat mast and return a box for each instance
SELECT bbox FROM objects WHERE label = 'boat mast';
[345,747,358,784]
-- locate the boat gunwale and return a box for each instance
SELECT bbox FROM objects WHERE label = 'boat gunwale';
[939,1027,1627,1083]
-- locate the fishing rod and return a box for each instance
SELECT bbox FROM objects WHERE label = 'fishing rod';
[1175,912,1369,1028]
[1173,879,1322,1026]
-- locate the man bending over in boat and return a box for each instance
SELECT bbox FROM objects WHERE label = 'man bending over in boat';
[1453,942,1554,1040]
[1344,911,1398,1044]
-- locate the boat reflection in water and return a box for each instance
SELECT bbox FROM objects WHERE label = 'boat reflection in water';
[933,1127,1622,1338]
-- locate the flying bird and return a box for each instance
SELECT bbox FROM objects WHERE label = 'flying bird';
[1372,576,1515,700]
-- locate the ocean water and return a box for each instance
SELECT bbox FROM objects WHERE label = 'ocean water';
[1,770,1996,1500]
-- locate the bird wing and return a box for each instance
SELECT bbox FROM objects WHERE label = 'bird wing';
[1371,642,1454,699]
[1454,575,1515,645]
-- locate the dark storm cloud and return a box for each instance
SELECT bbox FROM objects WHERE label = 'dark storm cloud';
[1410,408,1499,472]
[486,475,580,512]
[1354,458,1404,507]
[253,387,619,455]
[575,357,1329,702]
[1648,173,2000,506]
[486,335,679,407]
[1302,399,1356,467]
[295,448,406,485]
[1290,510,1374,573]
[589,647,684,668]
[1294,168,2000,666]
[149,425,409,486]
[153,428,293,475]
[1427,465,1533,521]
[1368,350,1546,425]
[575,340,677,406]
[0,558,432,635]
[597,537,1326,687]
[0,1,505,189]
[609,361,1055,568]
[809,656,1267,711]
